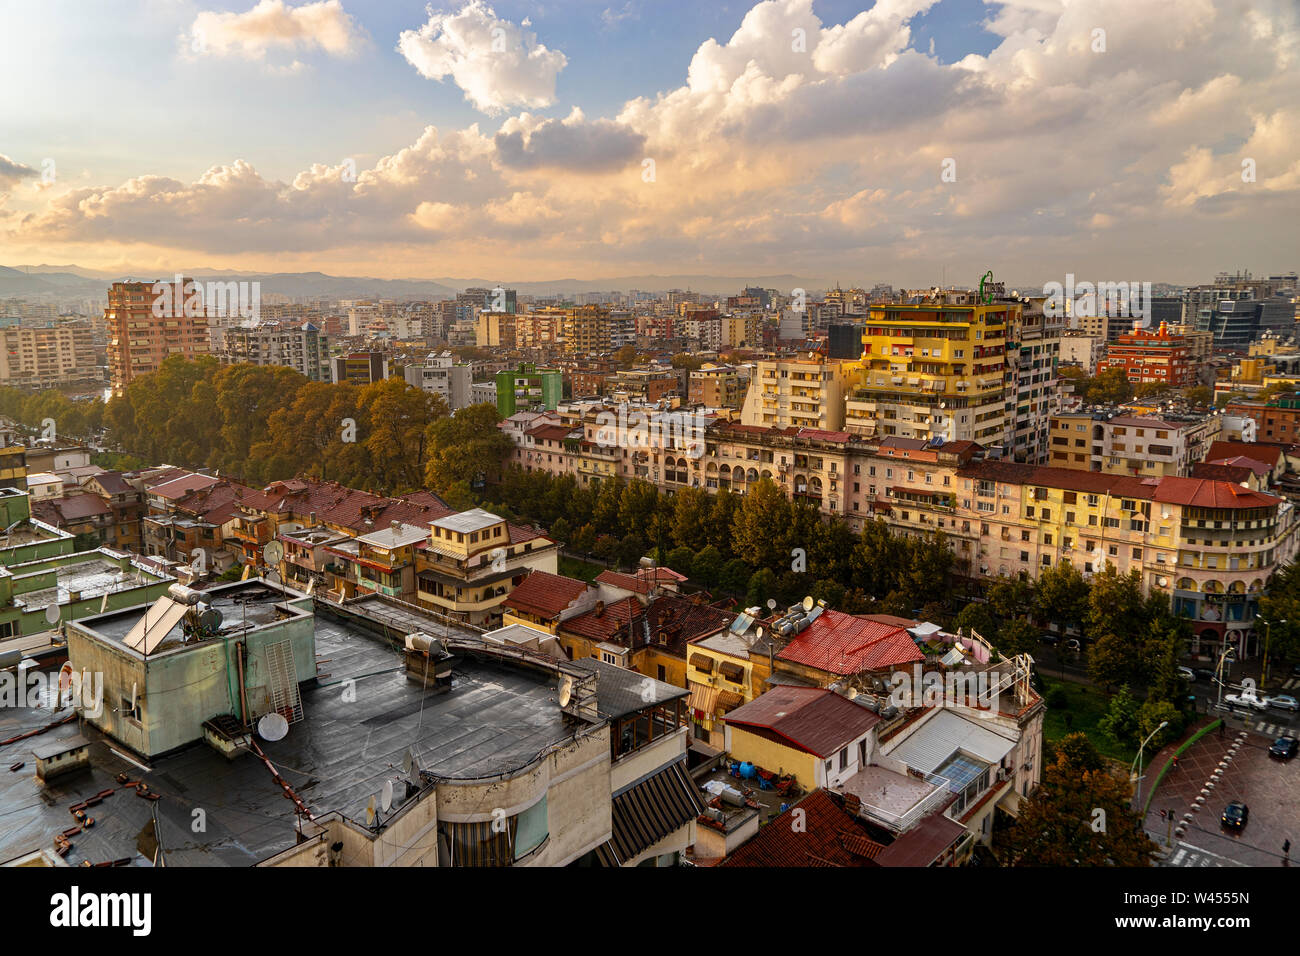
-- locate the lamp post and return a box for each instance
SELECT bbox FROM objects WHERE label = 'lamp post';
[1259,617,1285,686]
[1131,720,1170,812]
[1215,645,1237,711]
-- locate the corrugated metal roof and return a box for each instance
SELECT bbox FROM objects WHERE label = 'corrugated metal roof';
[888,709,1016,774]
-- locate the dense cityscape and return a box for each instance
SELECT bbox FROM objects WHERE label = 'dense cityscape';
[0,0,1293,933]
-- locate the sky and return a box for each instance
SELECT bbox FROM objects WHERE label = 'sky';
[0,0,1296,287]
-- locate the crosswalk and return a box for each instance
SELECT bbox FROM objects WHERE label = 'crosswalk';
[1282,677,1300,691]
[1255,720,1291,736]
[1167,842,1245,868]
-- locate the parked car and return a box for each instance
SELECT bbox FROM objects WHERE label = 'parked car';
[1040,633,1060,646]
[1221,801,1249,831]
[1177,666,1195,681]
[1193,668,1217,682]
[1266,694,1299,712]
[1224,693,1268,711]
[1064,638,1081,652]
[1269,736,1298,759]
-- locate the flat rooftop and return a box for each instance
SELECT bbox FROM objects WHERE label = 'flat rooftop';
[430,508,501,534]
[13,557,159,609]
[85,580,300,649]
[0,599,585,866]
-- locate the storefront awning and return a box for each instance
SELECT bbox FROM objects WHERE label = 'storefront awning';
[593,759,704,866]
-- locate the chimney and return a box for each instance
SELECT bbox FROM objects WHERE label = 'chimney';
[594,600,605,618]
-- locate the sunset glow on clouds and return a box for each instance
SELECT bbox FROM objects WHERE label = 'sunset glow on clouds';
[1,0,1297,283]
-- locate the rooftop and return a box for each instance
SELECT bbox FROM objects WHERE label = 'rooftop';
[775,609,923,676]
[430,508,503,534]
[723,686,880,758]
[0,598,586,867]
[10,555,163,609]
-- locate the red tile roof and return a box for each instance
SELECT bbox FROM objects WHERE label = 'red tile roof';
[776,609,923,676]
[33,494,111,524]
[560,596,643,642]
[596,570,652,594]
[149,473,220,500]
[1205,441,1286,468]
[504,571,590,619]
[872,811,968,867]
[1150,477,1280,509]
[88,472,133,495]
[723,685,880,758]
[720,789,884,867]
[526,423,579,441]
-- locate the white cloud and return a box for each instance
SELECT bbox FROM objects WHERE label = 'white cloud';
[187,0,367,61]
[398,1,568,115]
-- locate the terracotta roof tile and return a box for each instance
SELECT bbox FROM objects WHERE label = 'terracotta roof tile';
[723,685,880,758]
[776,609,923,675]
[720,790,884,867]
[503,571,590,619]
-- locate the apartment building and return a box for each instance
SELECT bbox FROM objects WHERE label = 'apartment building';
[495,363,563,417]
[848,293,1012,447]
[220,321,330,381]
[1101,322,1197,388]
[415,508,559,627]
[562,305,612,353]
[0,322,99,387]
[689,364,746,408]
[332,351,389,385]
[105,280,210,394]
[1224,392,1300,443]
[722,313,762,349]
[740,353,852,431]
[942,462,1294,657]
[1059,333,1103,373]
[605,367,680,404]
[1047,412,1222,476]
[404,351,472,410]
[1002,294,1062,463]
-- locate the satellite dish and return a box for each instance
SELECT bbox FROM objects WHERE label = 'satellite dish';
[262,541,284,566]
[802,595,815,612]
[366,795,376,826]
[847,686,859,700]
[766,598,777,610]
[558,677,573,708]
[199,607,223,632]
[755,626,764,640]
[381,779,393,812]
[402,749,413,775]
[45,604,60,624]
[258,712,289,741]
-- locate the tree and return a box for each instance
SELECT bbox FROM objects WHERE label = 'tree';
[548,516,572,548]
[732,478,791,569]
[987,575,1036,623]
[1098,685,1141,745]
[1137,699,1181,749]
[746,569,777,608]
[1035,561,1089,632]
[692,545,723,589]
[996,618,1040,658]
[1183,385,1212,406]
[1258,561,1300,665]
[671,486,711,551]
[424,403,512,494]
[1002,743,1156,866]
[360,377,447,492]
[665,546,695,577]
[613,345,637,368]
[571,523,597,554]
[954,601,996,640]
[720,558,751,594]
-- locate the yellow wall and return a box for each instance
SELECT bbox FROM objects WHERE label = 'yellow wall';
[725,724,819,790]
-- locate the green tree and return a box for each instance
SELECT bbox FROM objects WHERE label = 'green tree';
[732,478,791,569]
[692,545,723,589]
[1003,744,1156,866]
[666,546,695,576]
[746,568,777,608]
[996,618,1040,658]
[1098,684,1141,745]
[424,403,512,495]
[671,486,711,551]
[1035,560,1089,632]
[721,558,751,594]
[954,601,996,640]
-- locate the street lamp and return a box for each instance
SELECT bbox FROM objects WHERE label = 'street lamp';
[1131,720,1170,811]
[1259,617,1285,686]
[1213,642,1238,711]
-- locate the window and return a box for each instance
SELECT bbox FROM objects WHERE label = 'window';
[839,747,848,771]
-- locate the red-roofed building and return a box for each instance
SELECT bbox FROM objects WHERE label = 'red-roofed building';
[722,685,880,791]
[502,570,597,633]
[773,609,923,687]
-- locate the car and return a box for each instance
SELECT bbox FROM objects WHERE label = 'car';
[1177,666,1195,681]
[1224,693,1268,711]
[1040,633,1060,646]
[1221,801,1249,831]
[1266,694,1299,712]
[1269,736,1298,759]
[1064,638,1081,652]
[1193,668,1216,682]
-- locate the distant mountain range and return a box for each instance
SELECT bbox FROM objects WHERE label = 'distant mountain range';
[2,265,839,301]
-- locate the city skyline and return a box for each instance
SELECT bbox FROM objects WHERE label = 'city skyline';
[2,0,1297,284]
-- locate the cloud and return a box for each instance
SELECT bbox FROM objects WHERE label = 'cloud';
[187,0,367,62]
[9,0,1300,282]
[0,154,38,193]
[494,109,645,172]
[601,3,639,28]
[398,1,568,115]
